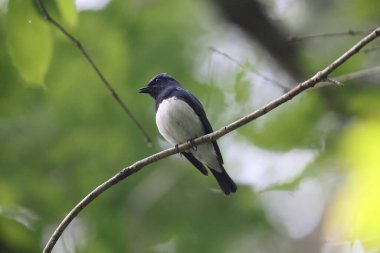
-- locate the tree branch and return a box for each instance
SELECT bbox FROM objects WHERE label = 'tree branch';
[288,29,373,42]
[42,27,380,253]
[209,47,290,91]
[35,0,152,145]
[335,65,380,82]
[316,65,380,88]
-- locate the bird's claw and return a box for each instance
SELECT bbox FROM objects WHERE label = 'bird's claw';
[187,138,197,151]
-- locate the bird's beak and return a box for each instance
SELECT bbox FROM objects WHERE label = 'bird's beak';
[138,86,149,94]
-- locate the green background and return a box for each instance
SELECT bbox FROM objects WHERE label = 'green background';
[0,0,379,252]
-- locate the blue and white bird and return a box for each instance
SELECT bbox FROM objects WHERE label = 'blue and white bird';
[139,73,237,195]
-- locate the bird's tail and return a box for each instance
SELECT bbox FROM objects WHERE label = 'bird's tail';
[209,166,237,195]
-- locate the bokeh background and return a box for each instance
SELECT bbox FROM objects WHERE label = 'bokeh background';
[1,0,380,252]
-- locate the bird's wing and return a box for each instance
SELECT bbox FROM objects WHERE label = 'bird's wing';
[181,152,208,175]
[176,87,224,164]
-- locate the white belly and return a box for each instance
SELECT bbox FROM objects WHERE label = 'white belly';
[156,97,220,171]
[156,97,204,144]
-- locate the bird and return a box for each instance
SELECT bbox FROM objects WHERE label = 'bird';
[139,73,237,195]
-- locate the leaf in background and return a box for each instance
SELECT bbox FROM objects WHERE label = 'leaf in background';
[55,0,78,28]
[346,88,380,116]
[239,92,326,150]
[343,0,380,20]
[325,118,380,248]
[234,71,250,103]
[6,0,52,86]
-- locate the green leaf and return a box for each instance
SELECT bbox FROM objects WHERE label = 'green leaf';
[55,0,78,28]
[6,0,52,86]
[234,71,250,103]
[326,118,380,248]
[239,92,326,150]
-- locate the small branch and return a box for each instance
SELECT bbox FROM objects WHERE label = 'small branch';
[316,65,380,88]
[209,47,290,91]
[336,65,380,82]
[324,78,344,87]
[43,27,380,253]
[289,29,372,42]
[35,0,152,145]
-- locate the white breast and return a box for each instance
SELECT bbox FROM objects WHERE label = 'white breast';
[156,97,204,144]
[156,96,221,171]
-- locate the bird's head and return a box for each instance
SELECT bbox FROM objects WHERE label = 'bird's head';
[139,73,177,99]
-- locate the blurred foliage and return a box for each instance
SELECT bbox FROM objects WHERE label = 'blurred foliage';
[55,0,78,28]
[6,0,52,86]
[326,119,380,248]
[0,0,379,252]
[239,92,327,150]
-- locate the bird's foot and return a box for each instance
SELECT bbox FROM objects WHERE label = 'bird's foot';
[187,138,197,151]
[175,144,181,155]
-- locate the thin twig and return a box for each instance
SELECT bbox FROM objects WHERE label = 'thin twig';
[35,0,152,145]
[324,78,344,87]
[43,27,380,253]
[336,65,380,82]
[209,47,290,91]
[316,65,380,88]
[289,29,372,42]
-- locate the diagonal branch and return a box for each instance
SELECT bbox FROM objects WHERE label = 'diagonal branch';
[335,65,380,82]
[35,0,152,145]
[42,27,380,253]
[209,47,290,91]
[316,65,380,88]
[288,29,373,42]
